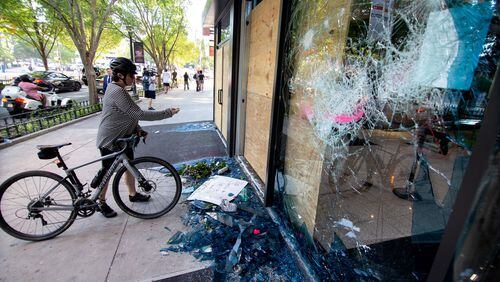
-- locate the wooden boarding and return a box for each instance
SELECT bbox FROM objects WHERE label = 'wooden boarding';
[243,0,281,182]
[214,47,223,133]
[222,43,232,140]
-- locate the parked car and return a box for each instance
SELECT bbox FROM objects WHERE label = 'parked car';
[95,75,133,94]
[81,67,103,86]
[96,74,105,94]
[13,71,82,93]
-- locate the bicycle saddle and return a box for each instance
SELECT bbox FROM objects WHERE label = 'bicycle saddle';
[36,143,72,150]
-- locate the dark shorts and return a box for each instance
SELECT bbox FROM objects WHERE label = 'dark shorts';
[145,90,156,99]
[100,147,134,170]
[163,83,170,86]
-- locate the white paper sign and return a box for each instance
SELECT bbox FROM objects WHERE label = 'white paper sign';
[187,176,248,206]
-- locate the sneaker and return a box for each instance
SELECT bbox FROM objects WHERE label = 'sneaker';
[129,193,151,202]
[98,202,117,218]
[148,107,155,110]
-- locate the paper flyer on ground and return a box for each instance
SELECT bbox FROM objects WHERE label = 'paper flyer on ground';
[187,176,248,206]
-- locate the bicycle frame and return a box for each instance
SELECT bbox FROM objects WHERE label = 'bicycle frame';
[32,145,145,212]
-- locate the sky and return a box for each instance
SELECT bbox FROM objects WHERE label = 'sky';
[185,0,207,41]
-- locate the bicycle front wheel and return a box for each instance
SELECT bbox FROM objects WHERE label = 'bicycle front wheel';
[112,157,181,219]
[0,171,77,241]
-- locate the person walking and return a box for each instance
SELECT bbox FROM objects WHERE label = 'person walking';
[96,57,180,218]
[102,68,113,93]
[183,72,190,91]
[172,70,178,88]
[162,68,171,94]
[144,71,157,110]
[142,69,150,98]
[194,71,199,92]
[198,70,205,91]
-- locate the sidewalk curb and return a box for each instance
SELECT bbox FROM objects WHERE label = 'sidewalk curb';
[0,112,101,150]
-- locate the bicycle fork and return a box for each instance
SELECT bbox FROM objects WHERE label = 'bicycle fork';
[122,159,153,192]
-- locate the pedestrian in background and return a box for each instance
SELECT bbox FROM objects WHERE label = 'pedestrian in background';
[162,68,171,94]
[103,68,112,93]
[183,72,190,91]
[194,71,199,92]
[172,70,178,88]
[142,69,150,96]
[198,70,205,91]
[146,71,157,110]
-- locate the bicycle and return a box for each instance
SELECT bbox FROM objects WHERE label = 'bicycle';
[0,135,181,241]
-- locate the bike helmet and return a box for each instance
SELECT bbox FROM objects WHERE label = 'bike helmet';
[110,57,137,75]
[19,74,32,82]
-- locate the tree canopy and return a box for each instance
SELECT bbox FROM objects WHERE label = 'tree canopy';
[41,0,118,104]
[0,0,63,70]
[116,0,187,74]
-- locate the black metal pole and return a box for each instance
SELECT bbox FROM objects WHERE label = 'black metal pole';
[128,30,137,98]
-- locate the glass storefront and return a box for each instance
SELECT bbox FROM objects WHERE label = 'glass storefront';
[275,0,498,279]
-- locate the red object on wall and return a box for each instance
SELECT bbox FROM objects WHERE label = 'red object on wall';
[203,27,211,36]
[209,46,214,57]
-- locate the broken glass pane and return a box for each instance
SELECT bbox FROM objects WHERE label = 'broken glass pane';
[276,0,498,279]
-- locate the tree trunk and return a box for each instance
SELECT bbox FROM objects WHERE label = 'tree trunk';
[41,53,49,71]
[82,56,98,105]
[154,59,162,87]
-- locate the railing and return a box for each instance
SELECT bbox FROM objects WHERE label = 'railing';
[1,99,102,140]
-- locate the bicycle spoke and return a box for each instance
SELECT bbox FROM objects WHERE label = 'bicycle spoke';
[0,172,76,240]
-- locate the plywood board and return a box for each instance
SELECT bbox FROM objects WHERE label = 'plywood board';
[222,43,232,140]
[243,0,281,182]
[244,93,273,180]
[245,0,281,100]
[214,47,223,132]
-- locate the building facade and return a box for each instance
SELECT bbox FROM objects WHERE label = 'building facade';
[204,0,499,280]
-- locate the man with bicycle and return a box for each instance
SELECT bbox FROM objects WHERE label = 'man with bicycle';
[96,57,180,217]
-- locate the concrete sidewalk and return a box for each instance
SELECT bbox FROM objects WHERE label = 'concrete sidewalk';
[0,80,222,281]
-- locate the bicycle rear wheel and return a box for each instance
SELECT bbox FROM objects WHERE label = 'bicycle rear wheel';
[0,171,77,241]
[112,157,181,219]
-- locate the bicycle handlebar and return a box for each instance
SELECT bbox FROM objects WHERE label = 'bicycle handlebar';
[115,135,142,152]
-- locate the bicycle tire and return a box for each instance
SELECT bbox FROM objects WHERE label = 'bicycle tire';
[0,171,77,241]
[112,157,181,219]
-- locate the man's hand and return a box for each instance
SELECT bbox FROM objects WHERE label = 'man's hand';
[137,129,148,137]
[171,108,180,115]
[137,129,148,143]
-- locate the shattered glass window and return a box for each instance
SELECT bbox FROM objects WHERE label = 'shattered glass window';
[275,0,498,279]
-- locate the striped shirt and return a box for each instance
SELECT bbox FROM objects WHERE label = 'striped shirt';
[96,83,173,149]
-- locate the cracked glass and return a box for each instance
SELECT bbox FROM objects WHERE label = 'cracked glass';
[275,0,498,279]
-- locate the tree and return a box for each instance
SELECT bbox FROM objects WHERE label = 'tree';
[116,0,187,83]
[41,0,118,104]
[0,0,62,70]
[0,33,15,67]
[13,39,41,60]
[170,33,198,66]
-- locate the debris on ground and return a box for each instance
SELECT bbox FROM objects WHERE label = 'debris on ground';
[187,176,248,206]
[161,157,303,280]
[220,199,237,212]
[217,166,229,175]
